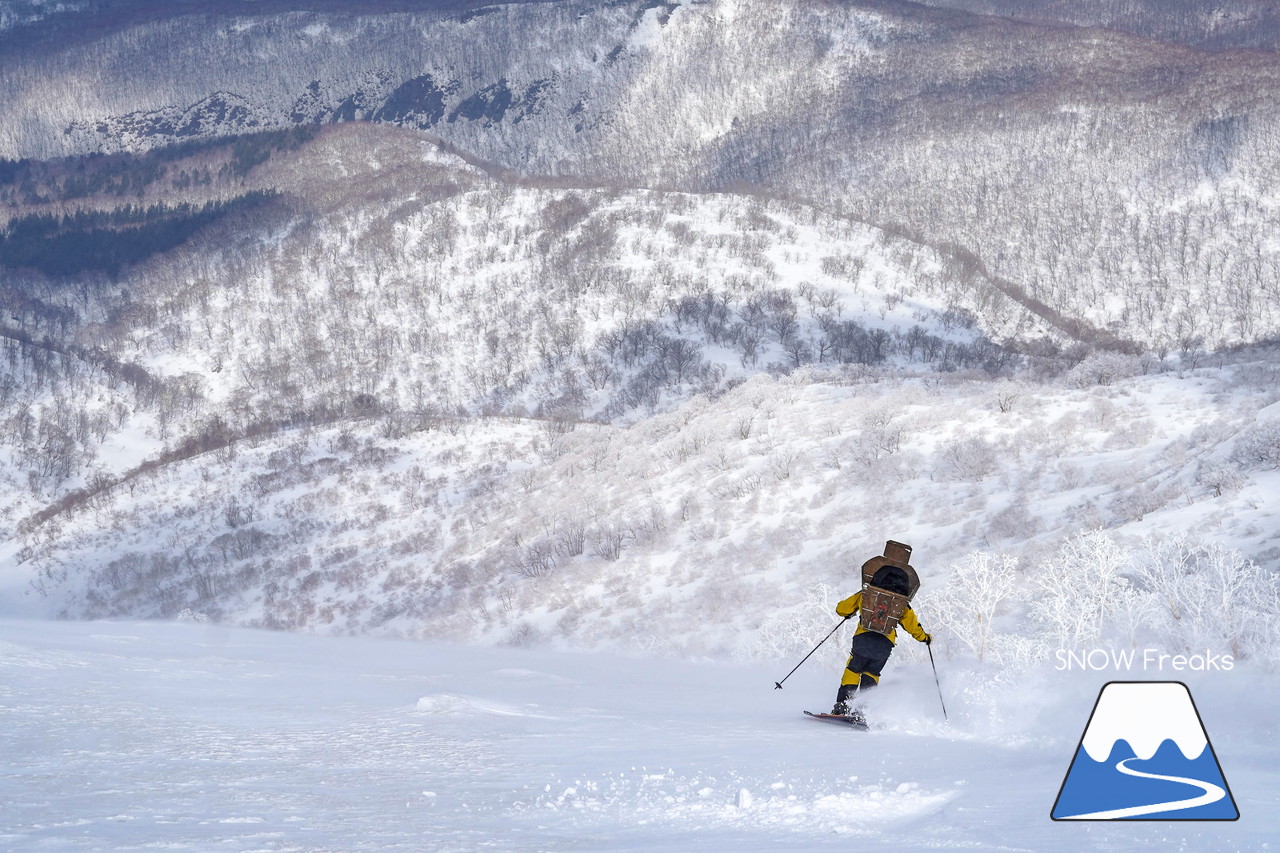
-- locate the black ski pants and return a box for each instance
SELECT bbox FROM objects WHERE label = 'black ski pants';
[839,630,894,692]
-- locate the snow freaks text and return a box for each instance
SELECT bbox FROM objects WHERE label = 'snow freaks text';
[1054,649,1235,672]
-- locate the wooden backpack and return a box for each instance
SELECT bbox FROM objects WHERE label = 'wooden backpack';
[858,540,921,636]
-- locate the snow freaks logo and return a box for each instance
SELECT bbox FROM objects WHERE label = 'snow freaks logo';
[1054,648,1233,672]
[1051,682,1239,821]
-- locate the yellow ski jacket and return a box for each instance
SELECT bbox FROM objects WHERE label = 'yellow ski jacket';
[836,591,929,645]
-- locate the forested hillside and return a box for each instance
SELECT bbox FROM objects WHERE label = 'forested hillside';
[1,0,1278,669]
[6,0,1280,353]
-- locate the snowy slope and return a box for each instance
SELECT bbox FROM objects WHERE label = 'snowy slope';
[11,345,1280,672]
[1,619,1275,851]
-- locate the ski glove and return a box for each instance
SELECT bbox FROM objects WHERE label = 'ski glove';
[922,633,932,645]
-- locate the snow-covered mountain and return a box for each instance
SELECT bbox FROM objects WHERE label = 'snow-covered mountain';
[7,0,1280,351]
[1,1,1279,673]
[914,0,1280,51]
[1,119,1277,666]
[3,5,1279,846]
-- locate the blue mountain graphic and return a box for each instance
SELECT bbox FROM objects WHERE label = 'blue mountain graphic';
[1053,738,1238,820]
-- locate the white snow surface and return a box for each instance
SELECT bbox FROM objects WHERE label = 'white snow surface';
[1,619,1276,851]
[1080,682,1207,762]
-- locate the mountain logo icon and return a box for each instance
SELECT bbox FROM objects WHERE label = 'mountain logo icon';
[1051,681,1239,821]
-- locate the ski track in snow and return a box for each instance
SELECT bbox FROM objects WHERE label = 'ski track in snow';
[0,620,1275,851]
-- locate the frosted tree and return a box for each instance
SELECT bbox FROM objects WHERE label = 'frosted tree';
[1135,535,1280,661]
[929,551,1020,662]
[1031,531,1134,650]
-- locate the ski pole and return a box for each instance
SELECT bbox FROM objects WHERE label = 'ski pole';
[774,617,849,690]
[927,642,948,721]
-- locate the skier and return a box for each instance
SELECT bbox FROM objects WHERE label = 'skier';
[830,542,932,718]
